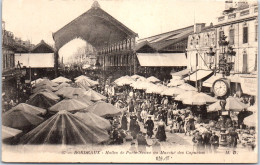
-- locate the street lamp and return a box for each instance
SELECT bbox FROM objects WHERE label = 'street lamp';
[34,72,37,86]
[207,47,215,70]
[207,33,236,77]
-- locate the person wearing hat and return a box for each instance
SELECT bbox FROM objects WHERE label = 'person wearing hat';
[121,112,128,131]
[210,132,219,153]
[141,108,148,124]
[203,130,212,153]
[131,120,140,139]
[145,116,154,138]
[192,130,204,152]
[156,119,167,141]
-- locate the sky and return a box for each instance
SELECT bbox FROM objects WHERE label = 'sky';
[2,0,226,62]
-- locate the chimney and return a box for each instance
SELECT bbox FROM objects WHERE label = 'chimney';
[194,23,206,33]
[225,0,233,10]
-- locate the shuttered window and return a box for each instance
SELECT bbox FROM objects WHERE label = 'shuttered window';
[243,27,248,43]
[219,31,224,40]
[255,25,258,41]
[242,52,248,73]
[229,29,235,45]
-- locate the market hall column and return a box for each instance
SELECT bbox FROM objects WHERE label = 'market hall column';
[54,50,59,78]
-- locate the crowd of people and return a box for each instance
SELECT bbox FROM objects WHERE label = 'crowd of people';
[98,83,256,153]
[2,70,256,153]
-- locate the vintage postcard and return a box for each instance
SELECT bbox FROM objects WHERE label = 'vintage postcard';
[1,0,258,163]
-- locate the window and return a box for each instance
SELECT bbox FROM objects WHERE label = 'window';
[242,52,248,73]
[243,27,248,44]
[204,53,208,66]
[255,25,258,41]
[229,29,235,45]
[219,31,224,41]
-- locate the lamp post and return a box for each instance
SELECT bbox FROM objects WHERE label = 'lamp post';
[207,33,236,77]
[34,72,37,85]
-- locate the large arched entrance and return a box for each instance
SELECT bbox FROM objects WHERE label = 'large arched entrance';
[53,1,138,80]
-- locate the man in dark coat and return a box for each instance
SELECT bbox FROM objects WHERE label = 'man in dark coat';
[121,112,128,130]
[203,130,212,153]
[145,117,154,138]
[131,121,140,139]
[192,131,204,152]
[229,130,239,148]
[210,132,219,153]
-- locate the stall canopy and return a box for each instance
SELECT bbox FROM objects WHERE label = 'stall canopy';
[27,92,59,109]
[137,53,187,67]
[86,101,122,117]
[208,97,249,112]
[243,113,257,127]
[184,70,213,81]
[74,112,112,131]
[15,53,54,68]
[10,103,47,116]
[49,98,90,113]
[2,126,22,140]
[20,110,109,144]
[52,76,71,84]
[2,109,44,130]
[203,73,223,88]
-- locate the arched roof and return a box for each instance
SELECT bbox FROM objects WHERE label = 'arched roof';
[53,2,138,51]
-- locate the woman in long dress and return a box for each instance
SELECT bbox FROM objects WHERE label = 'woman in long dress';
[121,112,128,130]
[156,119,167,141]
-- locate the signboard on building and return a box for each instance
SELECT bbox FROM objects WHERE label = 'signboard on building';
[240,76,257,96]
[15,53,54,68]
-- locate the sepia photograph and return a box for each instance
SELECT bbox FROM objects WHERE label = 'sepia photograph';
[1,0,258,163]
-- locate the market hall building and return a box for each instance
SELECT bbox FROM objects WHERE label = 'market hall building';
[53,1,138,80]
[135,24,205,81]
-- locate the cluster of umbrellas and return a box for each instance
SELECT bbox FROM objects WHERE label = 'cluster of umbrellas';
[114,74,256,127]
[115,74,202,104]
[2,75,123,145]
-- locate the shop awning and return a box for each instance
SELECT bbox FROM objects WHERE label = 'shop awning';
[203,73,223,88]
[171,68,191,77]
[240,76,257,96]
[184,70,213,82]
[227,74,241,83]
[137,53,187,67]
[15,53,54,68]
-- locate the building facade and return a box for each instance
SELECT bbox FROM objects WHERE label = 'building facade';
[215,3,258,74]
[185,1,258,96]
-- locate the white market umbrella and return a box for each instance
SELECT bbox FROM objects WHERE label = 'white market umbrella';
[161,87,186,96]
[2,126,22,139]
[182,93,217,105]
[208,97,249,112]
[147,76,160,83]
[175,91,198,101]
[244,113,257,127]
[167,79,185,87]
[114,76,135,86]
[178,83,198,91]
[131,75,144,80]
[52,76,71,84]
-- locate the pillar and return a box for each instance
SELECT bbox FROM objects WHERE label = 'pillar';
[54,51,59,77]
